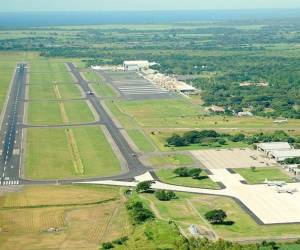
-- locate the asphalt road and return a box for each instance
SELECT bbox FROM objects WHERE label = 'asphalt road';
[0,64,27,186]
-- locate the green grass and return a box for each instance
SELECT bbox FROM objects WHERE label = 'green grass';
[72,126,121,177]
[149,154,195,167]
[234,167,293,184]
[91,82,117,98]
[30,71,74,85]
[27,100,95,125]
[25,128,75,179]
[190,194,300,239]
[55,84,81,99]
[139,192,300,240]
[25,127,121,180]
[63,101,96,124]
[116,99,300,130]
[28,102,62,125]
[127,129,155,152]
[28,84,56,99]
[83,71,117,98]
[156,169,220,189]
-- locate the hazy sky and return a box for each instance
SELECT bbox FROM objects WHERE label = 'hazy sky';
[1,0,300,12]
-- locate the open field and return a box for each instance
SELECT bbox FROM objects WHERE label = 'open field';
[114,99,300,130]
[25,127,120,179]
[148,154,195,167]
[91,82,117,98]
[29,71,74,85]
[156,169,220,189]
[127,129,155,152]
[27,100,95,125]
[83,71,117,98]
[28,83,81,100]
[234,167,293,184]
[104,100,157,152]
[139,192,300,240]
[0,185,131,250]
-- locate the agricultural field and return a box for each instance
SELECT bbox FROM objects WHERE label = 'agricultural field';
[25,127,121,179]
[155,169,220,189]
[0,185,130,250]
[234,167,293,184]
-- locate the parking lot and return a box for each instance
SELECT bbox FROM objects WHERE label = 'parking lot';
[191,148,277,170]
[102,71,176,100]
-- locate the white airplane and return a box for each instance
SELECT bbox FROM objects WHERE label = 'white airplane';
[86,91,94,96]
[276,187,298,194]
[264,179,286,187]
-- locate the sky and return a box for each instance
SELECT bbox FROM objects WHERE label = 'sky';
[1,0,300,12]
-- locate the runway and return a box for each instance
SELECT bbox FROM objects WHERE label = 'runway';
[0,64,27,186]
[65,63,148,180]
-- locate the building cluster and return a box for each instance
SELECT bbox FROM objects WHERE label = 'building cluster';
[239,81,269,87]
[142,70,197,95]
[257,142,300,176]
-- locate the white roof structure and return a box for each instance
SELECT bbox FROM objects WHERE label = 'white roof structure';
[257,142,292,153]
[123,60,149,66]
[269,150,300,162]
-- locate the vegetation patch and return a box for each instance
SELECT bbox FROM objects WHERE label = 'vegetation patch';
[234,167,293,184]
[156,168,220,189]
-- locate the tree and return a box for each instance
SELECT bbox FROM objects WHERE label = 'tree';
[126,201,154,224]
[136,181,153,193]
[188,168,202,179]
[155,190,176,201]
[166,134,187,147]
[173,167,189,177]
[102,242,114,249]
[205,210,227,224]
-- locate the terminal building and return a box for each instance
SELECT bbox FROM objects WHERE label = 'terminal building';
[123,61,151,71]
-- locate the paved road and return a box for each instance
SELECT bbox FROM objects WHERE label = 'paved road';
[0,64,27,186]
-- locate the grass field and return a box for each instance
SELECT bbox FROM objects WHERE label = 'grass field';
[234,167,293,184]
[127,129,155,152]
[149,154,195,167]
[25,127,120,179]
[104,100,158,152]
[0,185,131,250]
[29,83,81,99]
[156,169,220,189]
[115,99,300,130]
[27,100,95,125]
[139,192,300,240]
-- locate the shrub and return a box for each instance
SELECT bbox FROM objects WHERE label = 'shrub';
[205,209,227,224]
[136,181,153,193]
[112,236,129,245]
[126,201,154,224]
[102,242,114,249]
[155,190,177,201]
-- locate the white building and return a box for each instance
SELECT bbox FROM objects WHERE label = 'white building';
[257,142,292,154]
[268,150,300,162]
[123,61,151,71]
